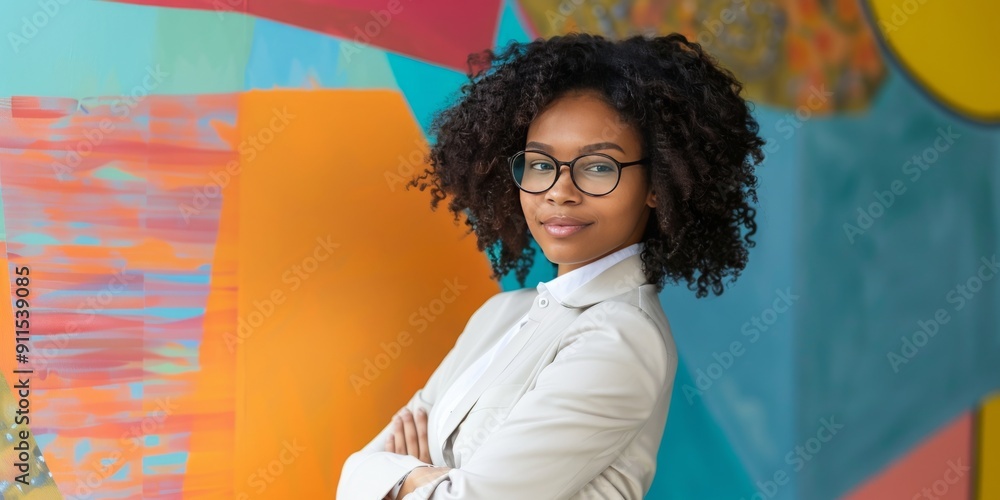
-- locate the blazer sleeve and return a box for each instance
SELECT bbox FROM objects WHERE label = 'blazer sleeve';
[402,302,677,500]
[336,395,432,500]
[337,292,509,500]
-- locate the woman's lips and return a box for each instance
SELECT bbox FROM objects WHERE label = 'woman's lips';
[543,223,591,238]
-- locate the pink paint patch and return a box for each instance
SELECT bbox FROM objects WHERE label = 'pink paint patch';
[843,412,973,500]
[103,0,501,71]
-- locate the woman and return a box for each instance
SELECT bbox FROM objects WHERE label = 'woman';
[337,32,764,499]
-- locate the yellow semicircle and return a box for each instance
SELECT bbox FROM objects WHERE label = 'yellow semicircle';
[866,0,1000,123]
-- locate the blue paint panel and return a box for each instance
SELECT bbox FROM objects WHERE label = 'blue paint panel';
[0,0,158,97]
[654,102,800,498]
[0,1,253,97]
[650,355,757,498]
[797,69,1000,499]
[495,0,534,48]
[385,52,469,135]
[245,18,399,90]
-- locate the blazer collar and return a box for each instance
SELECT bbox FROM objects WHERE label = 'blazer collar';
[553,251,649,308]
[431,251,651,465]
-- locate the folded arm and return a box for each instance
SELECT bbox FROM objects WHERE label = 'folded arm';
[337,293,510,500]
[409,303,677,500]
[337,389,436,500]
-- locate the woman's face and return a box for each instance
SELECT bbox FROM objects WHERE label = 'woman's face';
[519,89,657,276]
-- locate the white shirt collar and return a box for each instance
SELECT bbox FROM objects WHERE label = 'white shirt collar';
[536,242,645,304]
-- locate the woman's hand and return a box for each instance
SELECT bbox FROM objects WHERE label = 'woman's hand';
[398,466,452,498]
[384,408,452,498]
[385,407,432,464]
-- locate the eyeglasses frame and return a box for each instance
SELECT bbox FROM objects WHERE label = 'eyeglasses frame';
[508,149,650,197]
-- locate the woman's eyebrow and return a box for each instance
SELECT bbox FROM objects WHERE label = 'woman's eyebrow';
[525,141,626,154]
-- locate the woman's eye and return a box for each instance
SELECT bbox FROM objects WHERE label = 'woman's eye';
[530,162,555,171]
[585,163,614,173]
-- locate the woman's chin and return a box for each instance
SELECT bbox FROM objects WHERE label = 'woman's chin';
[537,247,589,267]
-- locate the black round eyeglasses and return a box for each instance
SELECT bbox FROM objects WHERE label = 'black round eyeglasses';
[509,149,649,197]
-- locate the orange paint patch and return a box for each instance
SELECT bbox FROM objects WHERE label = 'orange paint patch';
[185,90,501,498]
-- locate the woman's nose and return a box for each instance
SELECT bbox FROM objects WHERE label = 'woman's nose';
[545,164,582,203]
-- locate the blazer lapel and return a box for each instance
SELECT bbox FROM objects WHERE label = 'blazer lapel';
[434,252,650,462]
[434,307,577,462]
[557,251,649,308]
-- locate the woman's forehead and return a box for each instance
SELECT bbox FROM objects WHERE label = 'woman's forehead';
[527,108,641,154]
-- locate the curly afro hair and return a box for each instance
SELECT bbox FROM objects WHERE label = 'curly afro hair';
[405,32,766,298]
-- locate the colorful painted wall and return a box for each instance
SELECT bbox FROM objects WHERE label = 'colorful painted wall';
[0,0,996,498]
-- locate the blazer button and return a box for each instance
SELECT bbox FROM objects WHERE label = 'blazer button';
[538,297,548,307]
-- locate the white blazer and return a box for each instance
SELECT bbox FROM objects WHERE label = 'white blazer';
[337,251,678,499]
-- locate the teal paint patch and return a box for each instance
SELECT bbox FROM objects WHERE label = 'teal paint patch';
[385,52,466,135]
[495,0,533,48]
[656,100,801,498]
[797,69,1000,499]
[0,1,254,97]
[143,451,188,475]
[73,235,100,246]
[245,18,398,90]
[11,232,60,246]
[151,8,254,94]
[93,165,143,182]
[650,355,758,498]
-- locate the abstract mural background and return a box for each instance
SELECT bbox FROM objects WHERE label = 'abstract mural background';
[0,0,997,498]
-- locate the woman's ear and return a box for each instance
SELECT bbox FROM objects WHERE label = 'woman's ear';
[647,189,657,208]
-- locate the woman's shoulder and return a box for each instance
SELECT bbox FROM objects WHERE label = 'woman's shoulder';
[557,284,678,391]
[576,283,677,357]
[589,282,669,323]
